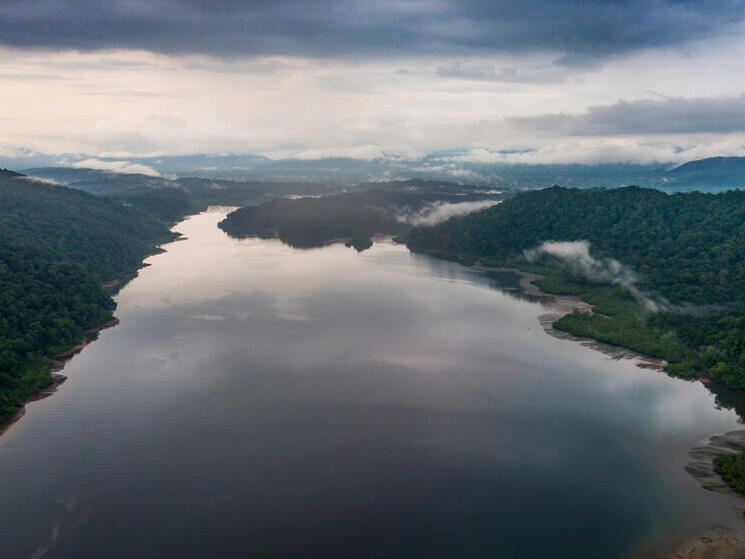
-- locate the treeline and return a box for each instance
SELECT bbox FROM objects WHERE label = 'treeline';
[0,171,175,422]
[218,188,496,249]
[404,186,745,387]
[23,167,345,223]
[219,190,410,248]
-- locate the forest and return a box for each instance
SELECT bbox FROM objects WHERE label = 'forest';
[219,186,501,249]
[0,170,175,422]
[405,185,745,388]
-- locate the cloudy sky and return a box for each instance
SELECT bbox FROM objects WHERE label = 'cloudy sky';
[1,0,745,166]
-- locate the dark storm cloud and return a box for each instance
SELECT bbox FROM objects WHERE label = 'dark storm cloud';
[506,94,745,136]
[0,0,742,57]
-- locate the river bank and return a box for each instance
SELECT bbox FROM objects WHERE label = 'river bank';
[473,263,745,558]
[0,319,125,440]
[474,264,668,370]
[3,213,744,557]
[0,236,185,440]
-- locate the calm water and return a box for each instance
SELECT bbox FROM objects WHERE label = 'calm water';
[1,209,744,558]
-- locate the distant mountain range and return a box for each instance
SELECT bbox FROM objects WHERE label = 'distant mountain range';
[6,154,745,192]
[665,156,745,189]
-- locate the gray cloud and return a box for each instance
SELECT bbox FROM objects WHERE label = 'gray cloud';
[506,93,745,136]
[0,1,742,58]
[435,61,570,84]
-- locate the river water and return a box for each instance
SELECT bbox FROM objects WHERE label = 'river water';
[1,208,743,558]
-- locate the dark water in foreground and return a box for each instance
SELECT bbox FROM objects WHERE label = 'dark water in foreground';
[1,209,744,558]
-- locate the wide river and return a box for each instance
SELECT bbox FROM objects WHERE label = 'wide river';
[1,208,744,558]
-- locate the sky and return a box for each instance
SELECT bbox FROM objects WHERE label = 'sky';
[1,0,745,169]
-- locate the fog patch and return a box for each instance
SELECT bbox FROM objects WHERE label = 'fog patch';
[71,158,162,177]
[524,240,668,312]
[403,199,500,226]
[21,175,63,186]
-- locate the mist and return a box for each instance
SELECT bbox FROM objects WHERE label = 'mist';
[401,200,500,226]
[524,240,668,312]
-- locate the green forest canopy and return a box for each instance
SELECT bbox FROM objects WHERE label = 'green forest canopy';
[0,171,175,422]
[405,186,745,387]
[219,187,501,249]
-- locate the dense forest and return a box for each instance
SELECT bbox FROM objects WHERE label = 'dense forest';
[220,190,408,248]
[405,186,745,387]
[0,170,175,422]
[219,187,501,249]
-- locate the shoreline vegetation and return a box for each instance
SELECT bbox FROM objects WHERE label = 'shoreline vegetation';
[473,265,745,559]
[0,170,180,431]
[0,241,178,436]
[404,185,745,391]
[475,265,669,369]
[218,185,503,249]
[4,184,745,557]
[419,253,697,381]
[0,235,190,436]
[400,186,745,558]
[0,317,121,437]
[0,176,493,434]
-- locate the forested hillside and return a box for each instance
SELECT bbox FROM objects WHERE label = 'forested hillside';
[220,189,411,248]
[405,186,745,387]
[23,167,343,222]
[219,187,501,249]
[0,170,175,422]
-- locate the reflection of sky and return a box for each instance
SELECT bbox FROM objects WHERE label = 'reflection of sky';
[123,208,741,437]
[1,208,743,558]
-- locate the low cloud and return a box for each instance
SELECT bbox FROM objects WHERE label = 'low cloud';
[70,158,162,177]
[21,175,62,186]
[402,199,499,226]
[524,240,667,311]
[448,134,745,165]
[292,145,388,161]
[506,94,745,137]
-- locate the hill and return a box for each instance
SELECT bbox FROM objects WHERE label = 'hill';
[669,156,745,176]
[23,167,344,221]
[665,157,745,189]
[219,186,502,249]
[405,186,745,387]
[0,173,176,422]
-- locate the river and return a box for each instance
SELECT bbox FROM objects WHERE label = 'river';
[1,208,743,558]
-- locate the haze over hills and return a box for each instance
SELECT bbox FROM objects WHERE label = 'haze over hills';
[12,154,745,192]
[0,170,176,421]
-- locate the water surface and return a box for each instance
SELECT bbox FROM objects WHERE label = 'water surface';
[1,209,743,558]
